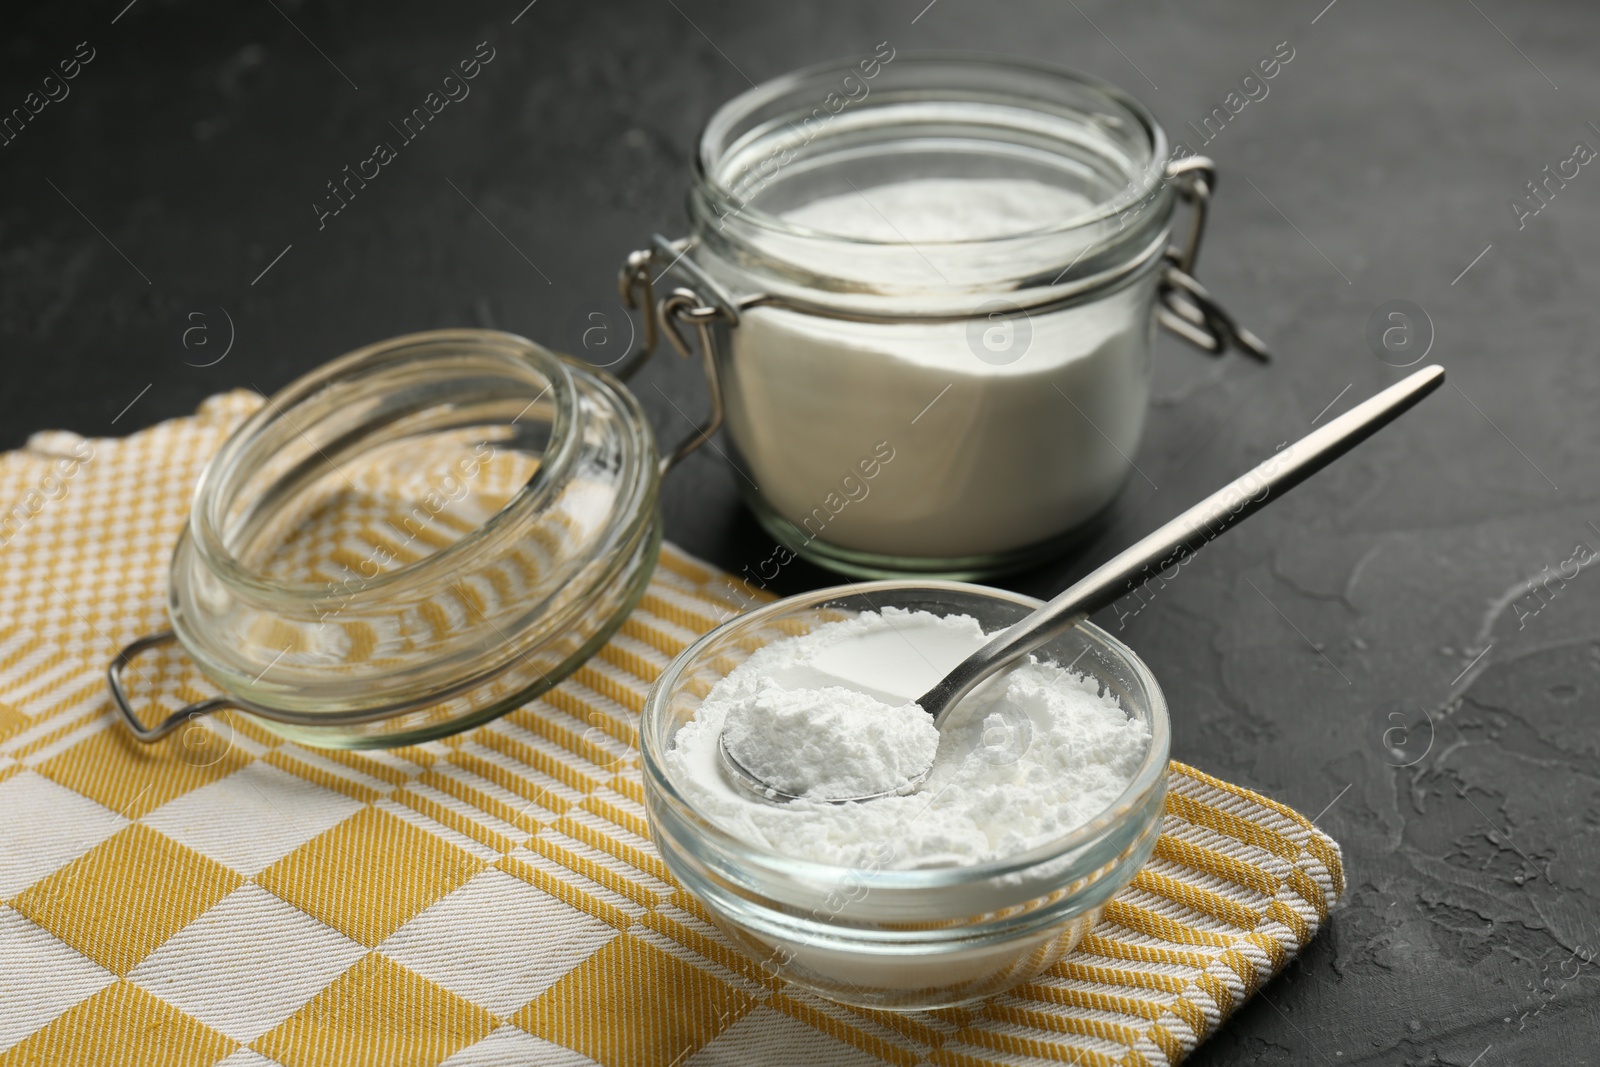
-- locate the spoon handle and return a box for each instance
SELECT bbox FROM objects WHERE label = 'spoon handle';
[920,364,1446,726]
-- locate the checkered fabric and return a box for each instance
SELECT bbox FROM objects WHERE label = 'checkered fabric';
[0,392,1344,1067]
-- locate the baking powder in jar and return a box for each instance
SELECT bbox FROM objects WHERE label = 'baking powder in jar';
[667,54,1196,579]
[731,177,1154,565]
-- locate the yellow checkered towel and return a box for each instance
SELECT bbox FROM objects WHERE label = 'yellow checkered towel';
[0,393,1343,1067]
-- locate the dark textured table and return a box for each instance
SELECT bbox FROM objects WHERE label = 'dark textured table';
[5,0,1598,1062]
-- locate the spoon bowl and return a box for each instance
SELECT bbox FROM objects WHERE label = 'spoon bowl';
[718,739,930,803]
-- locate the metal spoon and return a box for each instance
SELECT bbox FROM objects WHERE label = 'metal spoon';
[721,364,1445,803]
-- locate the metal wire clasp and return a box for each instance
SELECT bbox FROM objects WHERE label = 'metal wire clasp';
[108,629,237,742]
[617,237,731,476]
[1158,157,1270,362]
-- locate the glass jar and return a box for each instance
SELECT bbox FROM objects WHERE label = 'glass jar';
[623,53,1266,579]
[109,328,718,749]
[641,581,1171,1011]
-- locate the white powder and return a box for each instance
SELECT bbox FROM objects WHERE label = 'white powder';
[783,177,1092,243]
[722,685,938,800]
[666,608,1151,869]
[720,176,1154,561]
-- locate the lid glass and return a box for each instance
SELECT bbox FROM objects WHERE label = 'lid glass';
[160,329,661,748]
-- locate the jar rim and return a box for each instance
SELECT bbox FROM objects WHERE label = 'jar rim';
[186,329,581,604]
[693,51,1171,249]
[641,579,1173,890]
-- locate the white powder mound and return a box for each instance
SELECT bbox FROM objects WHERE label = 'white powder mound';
[666,608,1152,869]
[721,684,939,800]
[783,177,1093,242]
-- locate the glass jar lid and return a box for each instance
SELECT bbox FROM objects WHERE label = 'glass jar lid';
[111,329,665,748]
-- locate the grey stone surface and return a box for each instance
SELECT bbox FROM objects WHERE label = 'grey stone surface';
[3,0,1597,1062]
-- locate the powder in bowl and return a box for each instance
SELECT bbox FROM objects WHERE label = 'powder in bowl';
[666,608,1152,869]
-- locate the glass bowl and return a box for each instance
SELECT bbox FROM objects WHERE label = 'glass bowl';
[641,581,1170,1011]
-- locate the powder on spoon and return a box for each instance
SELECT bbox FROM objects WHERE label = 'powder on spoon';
[666,608,1151,869]
[721,684,939,800]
